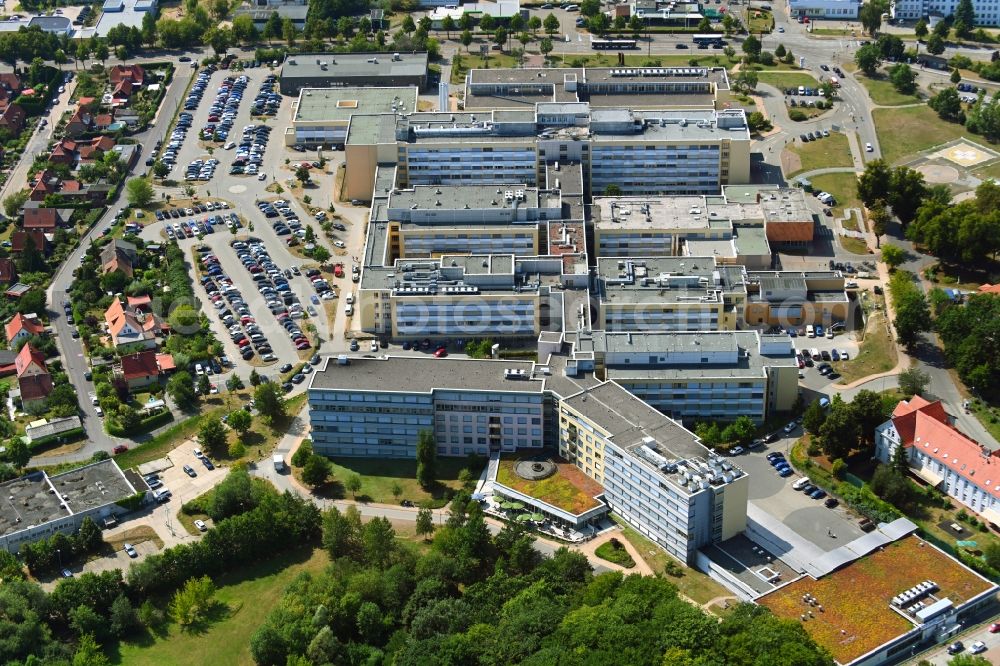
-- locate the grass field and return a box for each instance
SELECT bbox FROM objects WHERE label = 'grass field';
[873,105,968,165]
[856,73,922,106]
[495,457,604,515]
[973,160,1000,181]
[112,547,328,666]
[595,539,636,568]
[756,71,821,91]
[786,132,853,177]
[614,522,732,609]
[809,172,861,217]
[324,456,476,508]
[832,310,898,384]
[747,10,773,33]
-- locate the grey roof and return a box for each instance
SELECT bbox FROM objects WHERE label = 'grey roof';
[388,184,545,212]
[234,4,308,21]
[346,114,397,145]
[293,87,417,123]
[28,15,72,31]
[25,415,82,442]
[0,459,135,537]
[281,52,429,81]
[309,355,542,394]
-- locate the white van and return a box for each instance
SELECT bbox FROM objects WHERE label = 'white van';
[345,292,354,305]
[792,477,810,491]
[806,324,815,338]
[810,347,821,361]
[345,303,354,316]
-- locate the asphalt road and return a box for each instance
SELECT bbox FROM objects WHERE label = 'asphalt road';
[38,62,196,465]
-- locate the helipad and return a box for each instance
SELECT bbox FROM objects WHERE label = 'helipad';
[929,140,998,168]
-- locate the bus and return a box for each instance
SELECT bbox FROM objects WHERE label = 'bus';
[591,38,638,50]
[692,33,725,47]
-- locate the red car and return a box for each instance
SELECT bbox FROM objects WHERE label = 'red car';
[113,445,128,455]
[990,623,1000,633]
[434,347,448,358]
[334,263,344,278]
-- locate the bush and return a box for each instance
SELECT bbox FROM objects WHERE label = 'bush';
[788,109,807,121]
[291,439,313,467]
[831,458,846,479]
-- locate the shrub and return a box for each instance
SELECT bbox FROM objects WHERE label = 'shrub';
[788,109,807,121]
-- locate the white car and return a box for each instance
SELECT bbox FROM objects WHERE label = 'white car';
[258,173,267,181]
[840,350,850,360]
[193,447,204,458]
[224,141,235,149]
[94,405,104,417]
[970,641,986,654]
[334,240,346,248]
[123,543,138,558]
[194,519,208,532]
[370,340,379,352]
[865,142,873,152]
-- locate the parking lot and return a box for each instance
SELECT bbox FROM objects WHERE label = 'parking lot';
[735,431,866,550]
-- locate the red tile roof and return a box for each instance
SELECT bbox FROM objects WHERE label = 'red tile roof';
[5,313,44,343]
[11,230,48,253]
[893,397,1000,500]
[978,284,1000,295]
[120,349,159,381]
[18,373,53,402]
[108,64,144,86]
[23,207,57,231]
[14,343,47,377]
[155,353,175,371]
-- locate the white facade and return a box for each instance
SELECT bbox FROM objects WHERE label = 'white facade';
[892,0,1000,25]
[789,0,859,18]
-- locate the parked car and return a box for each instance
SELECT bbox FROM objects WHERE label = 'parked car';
[124,543,138,558]
[183,465,197,477]
[194,519,208,532]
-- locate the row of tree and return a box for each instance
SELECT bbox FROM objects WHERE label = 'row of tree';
[802,390,894,461]
[250,491,834,666]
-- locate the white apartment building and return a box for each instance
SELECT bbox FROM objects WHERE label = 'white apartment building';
[789,0,859,19]
[891,0,1000,24]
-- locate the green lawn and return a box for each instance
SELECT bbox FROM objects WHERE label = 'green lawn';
[112,548,328,666]
[973,160,1000,182]
[495,457,604,515]
[873,105,968,165]
[325,456,476,508]
[856,73,922,106]
[831,310,898,384]
[595,539,636,568]
[756,71,821,91]
[809,172,861,217]
[748,10,774,33]
[614,522,733,609]
[969,400,1000,446]
[786,132,853,177]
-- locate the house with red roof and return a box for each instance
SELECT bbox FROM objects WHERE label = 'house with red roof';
[14,343,52,410]
[0,104,25,134]
[117,349,163,390]
[11,230,50,255]
[108,64,145,87]
[5,313,45,346]
[876,396,1000,527]
[29,170,61,201]
[64,108,94,138]
[104,297,164,351]
[977,284,1000,295]
[0,258,16,285]
[23,206,58,232]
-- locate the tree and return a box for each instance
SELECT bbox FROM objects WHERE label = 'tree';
[722,13,735,35]
[855,43,883,76]
[461,29,473,51]
[929,87,963,121]
[914,18,928,40]
[226,374,244,391]
[441,15,455,39]
[416,506,434,540]
[4,435,31,470]
[889,63,916,94]
[73,634,110,666]
[301,454,331,487]
[109,594,139,638]
[697,17,712,33]
[948,656,993,666]
[604,184,622,196]
[248,369,261,387]
[167,371,196,410]
[819,395,860,459]
[493,27,507,50]
[870,464,913,507]
[197,374,211,397]
[254,382,285,423]
[802,399,827,434]
[954,0,975,38]
[747,111,771,133]
[361,516,396,569]
[232,14,259,44]
[889,166,928,225]
[734,68,758,93]
[859,0,887,36]
[881,243,906,269]
[869,200,891,246]
[926,33,946,55]
[2,190,27,218]
[898,367,930,397]
[227,409,252,441]
[539,37,553,61]
[857,159,892,208]
[262,12,281,43]
[345,473,362,498]
[281,18,297,45]
[295,165,311,184]
[391,482,403,500]
[152,160,170,180]
[94,41,109,67]
[126,178,153,208]
[581,0,601,16]
[169,575,216,628]
[292,439,313,467]
[479,14,495,32]
[529,15,542,35]
[742,34,761,60]
[951,68,962,84]
[198,417,227,456]
[543,13,560,36]
[416,429,437,489]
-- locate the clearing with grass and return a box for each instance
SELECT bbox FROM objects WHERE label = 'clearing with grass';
[785,132,853,177]
[873,105,967,165]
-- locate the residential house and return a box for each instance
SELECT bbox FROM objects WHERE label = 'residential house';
[875,395,1000,527]
[108,64,145,87]
[78,136,117,163]
[100,239,138,277]
[49,136,116,166]
[94,112,114,131]
[977,284,1000,295]
[22,206,66,233]
[11,230,50,255]
[111,79,135,101]
[15,343,53,409]
[0,258,17,285]
[0,104,25,134]
[5,313,45,346]
[0,72,21,111]
[64,108,95,138]
[104,298,162,350]
[118,348,163,389]
[28,170,61,201]
[0,349,16,377]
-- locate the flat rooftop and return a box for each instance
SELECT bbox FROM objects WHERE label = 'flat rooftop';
[0,459,135,537]
[293,87,417,123]
[346,113,398,145]
[562,381,709,460]
[281,52,428,80]
[596,256,747,304]
[388,184,548,212]
[310,355,543,394]
[759,536,996,665]
[593,196,734,231]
